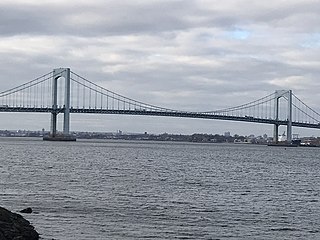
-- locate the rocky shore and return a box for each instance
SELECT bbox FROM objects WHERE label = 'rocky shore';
[0,207,39,240]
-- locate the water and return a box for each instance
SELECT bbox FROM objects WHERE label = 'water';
[0,137,319,239]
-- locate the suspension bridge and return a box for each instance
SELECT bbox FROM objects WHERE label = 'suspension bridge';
[0,68,319,142]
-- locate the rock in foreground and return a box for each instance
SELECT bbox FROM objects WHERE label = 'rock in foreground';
[0,207,39,240]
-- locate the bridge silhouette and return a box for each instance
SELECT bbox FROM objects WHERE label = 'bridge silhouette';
[0,68,319,142]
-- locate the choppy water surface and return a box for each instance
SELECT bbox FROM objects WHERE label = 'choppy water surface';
[0,137,319,239]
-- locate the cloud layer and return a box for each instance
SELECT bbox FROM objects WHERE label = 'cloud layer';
[0,0,319,135]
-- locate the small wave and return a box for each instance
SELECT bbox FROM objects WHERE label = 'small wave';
[270,227,299,232]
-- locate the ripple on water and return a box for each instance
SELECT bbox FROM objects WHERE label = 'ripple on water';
[0,139,319,239]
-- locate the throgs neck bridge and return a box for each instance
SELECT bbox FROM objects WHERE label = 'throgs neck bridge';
[0,68,319,142]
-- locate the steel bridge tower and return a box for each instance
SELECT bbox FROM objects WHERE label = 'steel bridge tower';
[46,68,75,141]
[273,90,292,143]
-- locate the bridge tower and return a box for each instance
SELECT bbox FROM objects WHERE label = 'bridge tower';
[45,68,75,141]
[273,90,292,143]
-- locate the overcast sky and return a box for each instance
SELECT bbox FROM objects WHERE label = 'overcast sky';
[0,0,319,136]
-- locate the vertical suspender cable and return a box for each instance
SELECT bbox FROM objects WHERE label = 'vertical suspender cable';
[83,80,86,109]
[100,87,103,109]
[77,78,79,108]
[89,84,91,109]
[112,93,114,109]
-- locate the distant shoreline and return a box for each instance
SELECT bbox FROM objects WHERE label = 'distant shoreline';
[0,129,319,146]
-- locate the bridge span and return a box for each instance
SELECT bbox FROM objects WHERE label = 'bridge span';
[0,68,319,142]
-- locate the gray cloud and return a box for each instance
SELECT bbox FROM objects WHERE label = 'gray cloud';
[0,0,319,136]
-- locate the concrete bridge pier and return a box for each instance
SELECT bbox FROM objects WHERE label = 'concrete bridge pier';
[44,68,75,141]
[272,90,292,144]
[287,90,293,143]
[273,124,279,143]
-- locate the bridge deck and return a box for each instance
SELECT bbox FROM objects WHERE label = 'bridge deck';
[0,106,319,129]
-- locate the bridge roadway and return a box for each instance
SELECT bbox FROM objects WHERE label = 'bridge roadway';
[0,106,319,130]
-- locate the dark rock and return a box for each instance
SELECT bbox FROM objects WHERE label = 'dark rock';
[20,208,32,214]
[0,207,39,240]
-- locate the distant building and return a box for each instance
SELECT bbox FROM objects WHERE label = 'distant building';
[224,132,231,137]
[278,131,286,142]
[248,134,255,139]
[292,134,299,139]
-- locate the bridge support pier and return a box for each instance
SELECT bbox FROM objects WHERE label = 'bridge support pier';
[44,68,75,141]
[287,90,293,143]
[63,68,71,136]
[273,124,279,143]
[272,90,292,144]
[51,112,57,137]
